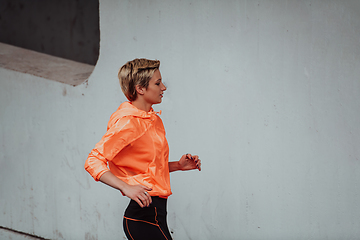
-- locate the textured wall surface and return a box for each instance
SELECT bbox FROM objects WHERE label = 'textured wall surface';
[1,0,360,239]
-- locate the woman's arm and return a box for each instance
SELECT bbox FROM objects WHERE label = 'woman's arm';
[99,171,152,208]
[169,154,201,172]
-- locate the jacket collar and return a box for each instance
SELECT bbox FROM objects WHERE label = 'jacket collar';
[115,101,161,119]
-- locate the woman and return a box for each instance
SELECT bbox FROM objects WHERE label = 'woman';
[84,58,201,240]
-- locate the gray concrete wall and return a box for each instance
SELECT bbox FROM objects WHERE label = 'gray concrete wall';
[1,0,360,239]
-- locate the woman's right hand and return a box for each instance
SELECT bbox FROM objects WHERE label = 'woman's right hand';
[121,184,153,208]
[99,171,152,208]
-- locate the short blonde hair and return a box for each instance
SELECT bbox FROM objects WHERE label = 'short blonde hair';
[118,58,160,101]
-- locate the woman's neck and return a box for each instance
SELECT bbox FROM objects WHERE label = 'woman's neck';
[131,99,152,112]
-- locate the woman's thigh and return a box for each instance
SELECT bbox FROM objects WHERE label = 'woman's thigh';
[123,217,170,240]
[123,198,172,240]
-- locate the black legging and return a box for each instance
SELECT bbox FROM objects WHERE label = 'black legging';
[123,197,172,240]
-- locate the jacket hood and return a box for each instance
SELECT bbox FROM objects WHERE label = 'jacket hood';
[108,102,160,129]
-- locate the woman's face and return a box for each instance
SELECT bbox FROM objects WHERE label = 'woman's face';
[142,70,167,105]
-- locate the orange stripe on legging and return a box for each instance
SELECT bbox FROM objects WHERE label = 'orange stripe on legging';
[124,216,159,227]
[125,218,134,240]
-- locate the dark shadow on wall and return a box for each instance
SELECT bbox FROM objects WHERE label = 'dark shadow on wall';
[0,0,99,65]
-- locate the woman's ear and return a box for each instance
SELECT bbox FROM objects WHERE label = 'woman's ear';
[135,85,144,95]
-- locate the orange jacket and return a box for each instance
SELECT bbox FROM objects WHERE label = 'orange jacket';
[84,102,172,197]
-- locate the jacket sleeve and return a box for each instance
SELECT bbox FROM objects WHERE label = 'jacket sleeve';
[84,117,142,181]
[84,149,109,181]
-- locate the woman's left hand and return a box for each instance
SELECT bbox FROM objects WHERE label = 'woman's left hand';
[178,154,201,171]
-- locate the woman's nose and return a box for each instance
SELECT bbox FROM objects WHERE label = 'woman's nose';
[161,83,167,91]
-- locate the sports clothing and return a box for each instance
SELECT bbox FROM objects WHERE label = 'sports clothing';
[84,101,172,197]
[123,197,172,240]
